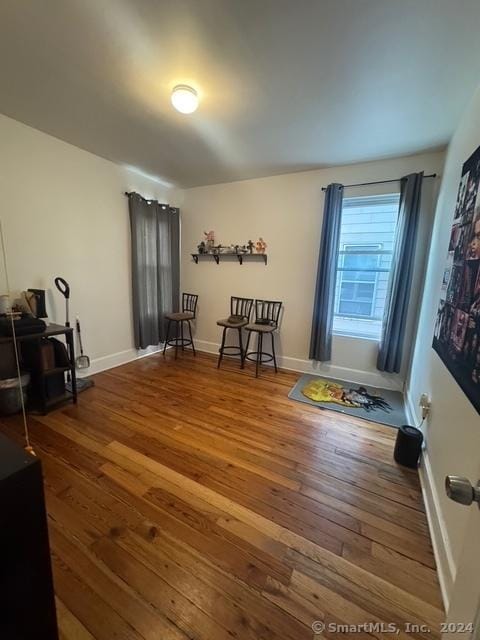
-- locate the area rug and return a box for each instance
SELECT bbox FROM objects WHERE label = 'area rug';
[288,373,407,429]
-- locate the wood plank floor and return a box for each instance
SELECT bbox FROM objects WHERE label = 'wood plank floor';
[0,351,443,639]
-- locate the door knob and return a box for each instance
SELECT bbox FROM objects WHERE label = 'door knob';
[445,476,480,507]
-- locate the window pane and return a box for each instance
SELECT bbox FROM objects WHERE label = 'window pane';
[341,269,377,282]
[357,283,374,299]
[339,300,373,316]
[340,282,375,302]
[333,193,400,339]
[343,253,379,269]
[340,282,355,298]
[339,281,374,316]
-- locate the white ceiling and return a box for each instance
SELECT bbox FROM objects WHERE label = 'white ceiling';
[1,0,480,188]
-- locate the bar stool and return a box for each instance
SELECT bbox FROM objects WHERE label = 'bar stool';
[217,296,254,368]
[163,293,198,359]
[243,299,282,377]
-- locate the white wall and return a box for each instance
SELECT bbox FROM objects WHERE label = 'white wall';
[180,151,444,388]
[407,86,480,606]
[0,113,179,373]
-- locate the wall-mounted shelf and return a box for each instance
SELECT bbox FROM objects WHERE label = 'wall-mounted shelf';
[191,253,268,265]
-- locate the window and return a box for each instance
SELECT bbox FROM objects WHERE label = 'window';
[333,194,400,340]
[337,244,381,318]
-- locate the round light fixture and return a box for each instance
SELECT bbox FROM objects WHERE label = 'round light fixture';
[171,85,199,114]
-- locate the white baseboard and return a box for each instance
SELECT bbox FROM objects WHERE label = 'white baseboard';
[194,339,403,390]
[78,339,402,391]
[77,344,163,378]
[418,449,455,611]
[404,390,455,611]
[404,389,420,428]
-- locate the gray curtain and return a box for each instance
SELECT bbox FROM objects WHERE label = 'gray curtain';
[377,172,423,373]
[128,193,180,349]
[309,183,344,361]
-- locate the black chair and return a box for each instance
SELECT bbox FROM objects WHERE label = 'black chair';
[217,296,254,368]
[243,299,282,377]
[163,293,198,359]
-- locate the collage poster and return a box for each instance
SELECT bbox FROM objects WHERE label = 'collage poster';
[433,144,480,413]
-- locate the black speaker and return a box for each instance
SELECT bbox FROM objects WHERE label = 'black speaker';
[394,425,424,469]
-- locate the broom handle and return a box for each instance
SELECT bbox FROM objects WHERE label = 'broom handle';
[76,318,84,355]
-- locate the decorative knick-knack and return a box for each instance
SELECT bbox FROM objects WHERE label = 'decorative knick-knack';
[197,241,206,254]
[247,240,254,254]
[256,237,267,254]
[204,230,215,253]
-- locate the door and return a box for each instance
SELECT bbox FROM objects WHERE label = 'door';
[444,469,480,639]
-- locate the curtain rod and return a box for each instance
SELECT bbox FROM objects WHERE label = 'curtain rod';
[124,191,178,210]
[321,173,437,192]
[124,191,157,201]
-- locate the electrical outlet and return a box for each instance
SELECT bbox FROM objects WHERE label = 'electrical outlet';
[419,393,431,419]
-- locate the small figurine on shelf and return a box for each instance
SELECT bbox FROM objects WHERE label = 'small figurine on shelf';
[255,237,267,254]
[204,230,215,253]
[247,240,254,254]
[197,241,206,254]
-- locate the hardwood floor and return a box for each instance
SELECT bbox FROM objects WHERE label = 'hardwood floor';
[0,351,443,639]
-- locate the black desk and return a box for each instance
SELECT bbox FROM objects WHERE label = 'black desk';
[0,323,77,413]
[0,434,59,638]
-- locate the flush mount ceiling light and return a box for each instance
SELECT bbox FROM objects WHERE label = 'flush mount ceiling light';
[171,85,199,114]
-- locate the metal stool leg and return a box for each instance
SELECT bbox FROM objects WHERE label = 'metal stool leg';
[238,328,244,367]
[180,320,185,351]
[163,320,171,356]
[174,321,179,359]
[242,330,252,369]
[188,320,196,356]
[217,327,227,368]
[271,331,278,373]
[256,332,263,378]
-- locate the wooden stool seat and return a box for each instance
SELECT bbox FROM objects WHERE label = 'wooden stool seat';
[217,316,249,328]
[163,293,198,359]
[165,311,195,321]
[245,322,275,333]
[243,300,282,378]
[217,297,254,369]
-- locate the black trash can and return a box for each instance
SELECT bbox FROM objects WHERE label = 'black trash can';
[0,374,30,416]
[394,425,424,469]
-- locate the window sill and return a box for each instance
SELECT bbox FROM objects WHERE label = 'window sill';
[332,331,381,343]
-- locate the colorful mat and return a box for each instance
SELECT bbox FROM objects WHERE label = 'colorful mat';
[288,373,406,428]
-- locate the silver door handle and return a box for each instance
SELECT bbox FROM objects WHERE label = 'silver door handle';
[445,476,480,507]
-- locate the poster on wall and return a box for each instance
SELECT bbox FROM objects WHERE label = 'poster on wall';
[433,144,480,413]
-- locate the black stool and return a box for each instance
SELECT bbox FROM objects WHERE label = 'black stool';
[217,296,254,369]
[243,299,282,377]
[163,293,198,359]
